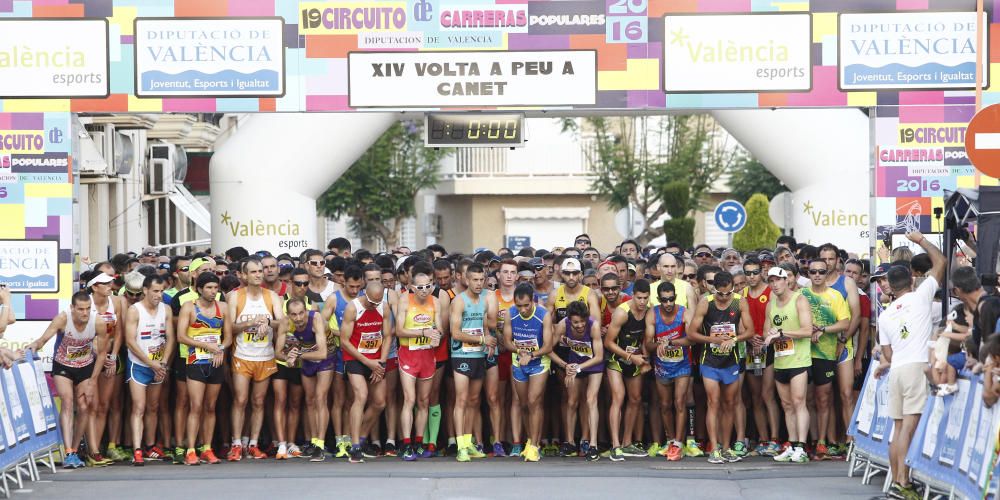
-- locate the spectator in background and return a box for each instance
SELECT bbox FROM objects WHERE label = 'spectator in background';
[226,246,250,263]
[891,246,913,263]
[776,235,797,249]
[981,336,1000,407]
[327,238,352,258]
[221,275,241,294]
[910,254,931,278]
[875,231,945,500]
[951,266,1000,353]
[140,246,160,265]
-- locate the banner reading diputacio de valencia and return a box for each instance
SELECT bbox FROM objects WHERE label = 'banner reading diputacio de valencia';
[347,50,596,107]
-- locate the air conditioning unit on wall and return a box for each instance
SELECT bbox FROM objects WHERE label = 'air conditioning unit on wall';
[425,214,442,237]
[147,142,188,195]
[79,121,141,177]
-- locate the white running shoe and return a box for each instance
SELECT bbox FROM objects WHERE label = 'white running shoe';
[773,446,795,462]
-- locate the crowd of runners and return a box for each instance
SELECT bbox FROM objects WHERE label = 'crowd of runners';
[2,230,997,500]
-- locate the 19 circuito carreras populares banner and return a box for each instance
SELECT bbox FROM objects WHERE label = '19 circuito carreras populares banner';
[347,50,596,107]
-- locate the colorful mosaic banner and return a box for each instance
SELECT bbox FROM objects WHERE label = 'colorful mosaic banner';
[873,102,997,245]
[0,112,73,321]
[1,1,999,113]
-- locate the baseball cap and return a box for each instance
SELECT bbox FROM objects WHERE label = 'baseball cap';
[767,267,788,279]
[189,257,213,273]
[141,246,159,257]
[528,257,544,270]
[870,263,890,281]
[86,272,115,288]
[758,250,776,263]
[562,258,582,272]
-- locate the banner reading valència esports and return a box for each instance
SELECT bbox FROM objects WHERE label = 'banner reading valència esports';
[906,373,1000,500]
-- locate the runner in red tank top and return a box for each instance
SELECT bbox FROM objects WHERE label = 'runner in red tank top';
[340,280,392,463]
[741,256,781,456]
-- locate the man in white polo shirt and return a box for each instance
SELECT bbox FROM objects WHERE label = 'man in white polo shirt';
[875,230,945,500]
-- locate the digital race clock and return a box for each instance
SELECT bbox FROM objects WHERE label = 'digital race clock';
[425,113,525,147]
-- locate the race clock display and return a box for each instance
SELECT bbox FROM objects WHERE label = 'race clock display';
[425,113,525,147]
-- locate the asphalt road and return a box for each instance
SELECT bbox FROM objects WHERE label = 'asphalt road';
[15,455,884,499]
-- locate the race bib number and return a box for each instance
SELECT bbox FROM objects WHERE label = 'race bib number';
[244,325,270,347]
[659,345,683,363]
[566,339,593,358]
[148,343,164,362]
[515,338,539,353]
[358,331,382,354]
[66,343,91,361]
[411,334,433,351]
[775,338,795,358]
[462,327,484,353]
[625,345,640,355]
[195,334,220,361]
[709,323,736,353]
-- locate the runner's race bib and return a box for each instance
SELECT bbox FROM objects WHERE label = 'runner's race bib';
[709,323,736,354]
[148,343,165,362]
[411,334,433,351]
[775,338,795,358]
[358,331,382,354]
[515,338,539,353]
[195,334,220,361]
[660,345,683,363]
[66,343,91,361]
[566,338,593,358]
[461,327,485,353]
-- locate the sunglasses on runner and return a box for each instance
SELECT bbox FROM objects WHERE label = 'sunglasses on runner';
[576,239,591,245]
[308,260,325,267]
[124,289,142,298]
[682,273,696,280]
[659,295,676,303]
[714,290,733,297]
[601,286,620,292]
[293,281,309,287]
[696,252,712,258]
[808,269,828,276]
[413,284,433,291]
[744,270,761,276]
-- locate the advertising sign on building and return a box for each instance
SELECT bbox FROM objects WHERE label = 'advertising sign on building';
[0,19,109,98]
[839,11,989,90]
[135,17,285,97]
[662,13,812,92]
[348,50,596,107]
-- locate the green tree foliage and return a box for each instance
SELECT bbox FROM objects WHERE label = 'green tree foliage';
[661,180,695,248]
[317,121,450,248]
[733,193,781,252]
[573,115,742,245]
[728,158,788,204]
